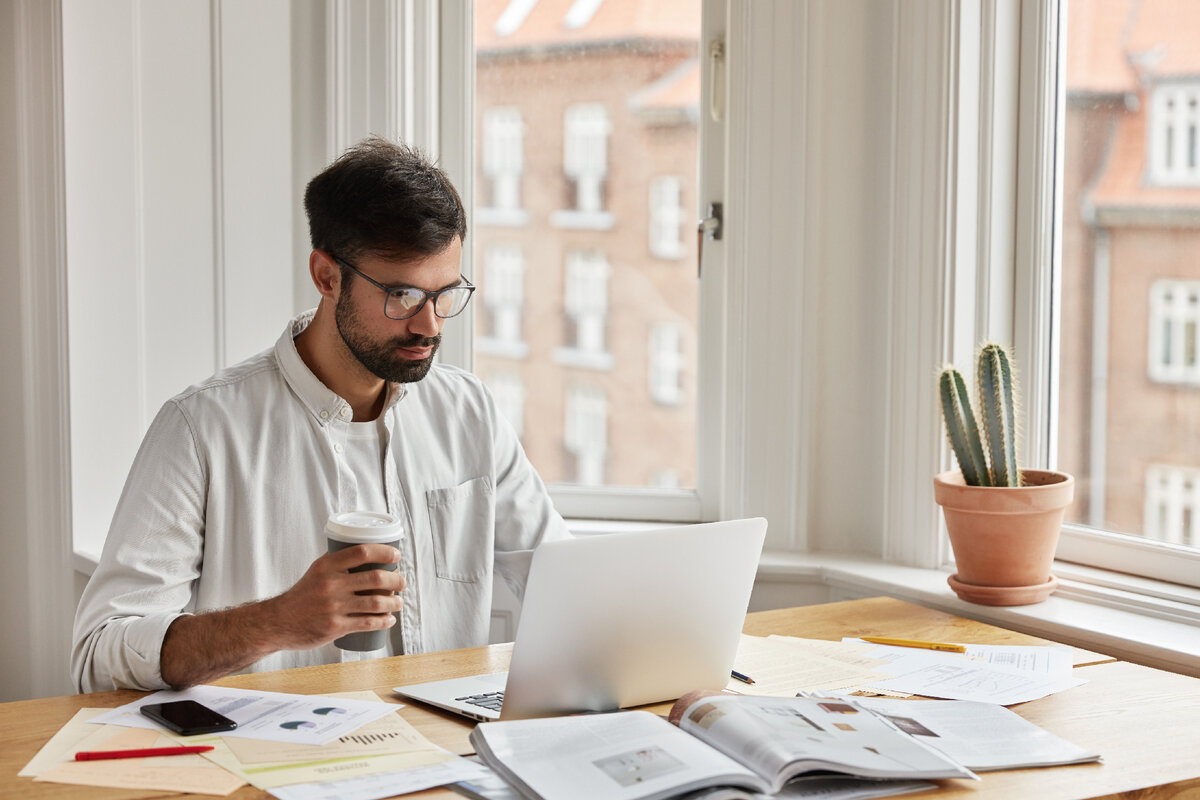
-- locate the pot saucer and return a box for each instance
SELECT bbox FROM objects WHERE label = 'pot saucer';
[947,574,1058,606]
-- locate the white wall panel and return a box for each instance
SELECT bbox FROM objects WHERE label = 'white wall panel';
[64,0,296,555]
[218,0,296,365]
[139,0,217,404]
[64,0,149,555]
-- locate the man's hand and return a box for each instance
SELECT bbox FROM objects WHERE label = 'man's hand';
[159,544,405,689]
[266,544,406,650]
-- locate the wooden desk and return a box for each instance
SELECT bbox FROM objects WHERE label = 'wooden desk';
[5,597,1200,800]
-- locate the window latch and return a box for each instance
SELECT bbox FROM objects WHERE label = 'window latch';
[697,202,723,278]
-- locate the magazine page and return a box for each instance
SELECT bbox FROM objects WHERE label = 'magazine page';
[676,695,976,793]
[850,698,1101,771]
[469,710,769,800]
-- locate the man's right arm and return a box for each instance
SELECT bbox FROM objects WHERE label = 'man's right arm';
[72,401,210,693]
[158,544,404,689]
[71,400,409,691]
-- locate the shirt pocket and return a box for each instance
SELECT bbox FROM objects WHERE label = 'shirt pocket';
[426,476,495,582]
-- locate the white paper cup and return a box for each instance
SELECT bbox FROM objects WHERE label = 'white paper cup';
[325,511,404,651]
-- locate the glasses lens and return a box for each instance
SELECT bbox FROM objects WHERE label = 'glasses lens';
[386,289,426,319]
[434,287,472,319]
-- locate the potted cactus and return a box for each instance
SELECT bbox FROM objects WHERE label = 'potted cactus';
[935,342,1074,606]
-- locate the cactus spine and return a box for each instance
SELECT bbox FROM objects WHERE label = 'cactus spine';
[939,342,1020,487]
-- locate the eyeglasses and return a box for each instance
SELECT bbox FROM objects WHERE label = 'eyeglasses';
[333,256,475,321]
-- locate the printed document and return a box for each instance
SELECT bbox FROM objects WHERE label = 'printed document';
[91,685,400,746]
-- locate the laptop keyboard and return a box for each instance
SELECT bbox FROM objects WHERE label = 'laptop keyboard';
[456,691,505,712]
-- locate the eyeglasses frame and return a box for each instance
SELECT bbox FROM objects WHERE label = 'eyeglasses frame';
[332,254,476,321]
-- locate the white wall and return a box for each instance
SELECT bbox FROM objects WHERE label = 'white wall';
[64,0,300,558]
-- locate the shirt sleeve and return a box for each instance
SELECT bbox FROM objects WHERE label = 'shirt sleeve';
[486,389,572,601]
[71,400,208,693]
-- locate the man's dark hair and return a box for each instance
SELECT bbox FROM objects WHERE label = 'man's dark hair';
[304,137,467,264]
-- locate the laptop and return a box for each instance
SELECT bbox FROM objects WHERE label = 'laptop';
[393,517,767,722]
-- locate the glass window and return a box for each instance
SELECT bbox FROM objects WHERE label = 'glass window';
[564,383,608,486]
[1149,83,1200,186]
[648,322,683,405]
[649,176,686,259]
[562,103,610,213]
[479,243,528,358]
[1144,464,1200,546]
[1147,279,1200,384]
[481,107,525,211]
[1058,0,1200,555]
[562,249,609,355]
[474,0,700,491]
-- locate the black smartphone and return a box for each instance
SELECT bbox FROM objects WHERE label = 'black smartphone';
[140,700,238,736]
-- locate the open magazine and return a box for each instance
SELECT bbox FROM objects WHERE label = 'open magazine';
[468,695,977,800]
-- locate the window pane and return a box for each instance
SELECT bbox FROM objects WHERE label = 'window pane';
[1059,0,1200,551]
[473,0,700,489]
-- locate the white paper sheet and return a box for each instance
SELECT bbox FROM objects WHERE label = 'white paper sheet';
[91,685,400,746]
[839,640,1086,704]
[267,758,491,800]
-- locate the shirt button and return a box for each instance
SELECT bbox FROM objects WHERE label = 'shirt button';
[334,443,344,454]
[339,407,352,419]
[319,410,330,421]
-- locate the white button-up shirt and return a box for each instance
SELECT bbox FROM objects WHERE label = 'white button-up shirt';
[72,311,570,693]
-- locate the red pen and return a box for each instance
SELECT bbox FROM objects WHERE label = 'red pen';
[74,745,214,761]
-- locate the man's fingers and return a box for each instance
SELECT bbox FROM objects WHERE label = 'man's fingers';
[348,568,406,594]
[346,593,404,616]
[324,543,402,570]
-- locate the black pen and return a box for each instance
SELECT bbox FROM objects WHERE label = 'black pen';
[731,670,755,685]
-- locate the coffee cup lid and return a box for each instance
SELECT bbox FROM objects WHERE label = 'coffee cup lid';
[325,511,404,543]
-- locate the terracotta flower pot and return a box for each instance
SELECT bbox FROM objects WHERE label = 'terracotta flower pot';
[933,469,1075,606]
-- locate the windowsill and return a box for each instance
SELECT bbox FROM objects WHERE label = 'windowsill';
[755,551,1200,678]
[553,347,614,370]
[549,209,615,230]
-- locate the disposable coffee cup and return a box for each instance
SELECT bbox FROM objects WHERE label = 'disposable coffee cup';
[325,511,404,651]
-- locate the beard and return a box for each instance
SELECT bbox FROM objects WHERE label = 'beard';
[335,290,441,383]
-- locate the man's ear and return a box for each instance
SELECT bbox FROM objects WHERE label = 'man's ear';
[309,250,342,300]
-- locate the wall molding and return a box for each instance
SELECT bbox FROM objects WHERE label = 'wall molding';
[14,0,75,700]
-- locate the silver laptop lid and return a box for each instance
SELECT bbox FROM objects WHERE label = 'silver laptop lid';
[499,517,767,720]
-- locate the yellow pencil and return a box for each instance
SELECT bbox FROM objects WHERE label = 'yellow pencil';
[860,636,967,653]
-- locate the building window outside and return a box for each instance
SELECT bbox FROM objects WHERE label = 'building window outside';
[649,176,685,259]
[563,103,610,213]
[650,468,680,489]
[564,383,607,485]
[1149,83,1200,186]
[488,371,526,438]
[563,249,610,355]
[1147,279,1200,385]
[1144,464,1200,546]
[482,107,525,210]
[483,244,526,345]
[648,322,683,405]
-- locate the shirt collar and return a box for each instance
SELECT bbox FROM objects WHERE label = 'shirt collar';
[274,310,408,426]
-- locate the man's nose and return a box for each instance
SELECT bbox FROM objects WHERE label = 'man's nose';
[407,299,442,337]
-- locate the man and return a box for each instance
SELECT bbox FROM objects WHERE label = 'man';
[72,137,570,693]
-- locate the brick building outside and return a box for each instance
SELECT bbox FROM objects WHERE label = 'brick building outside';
[471,0,701,489]
[1060,0,1200,546]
